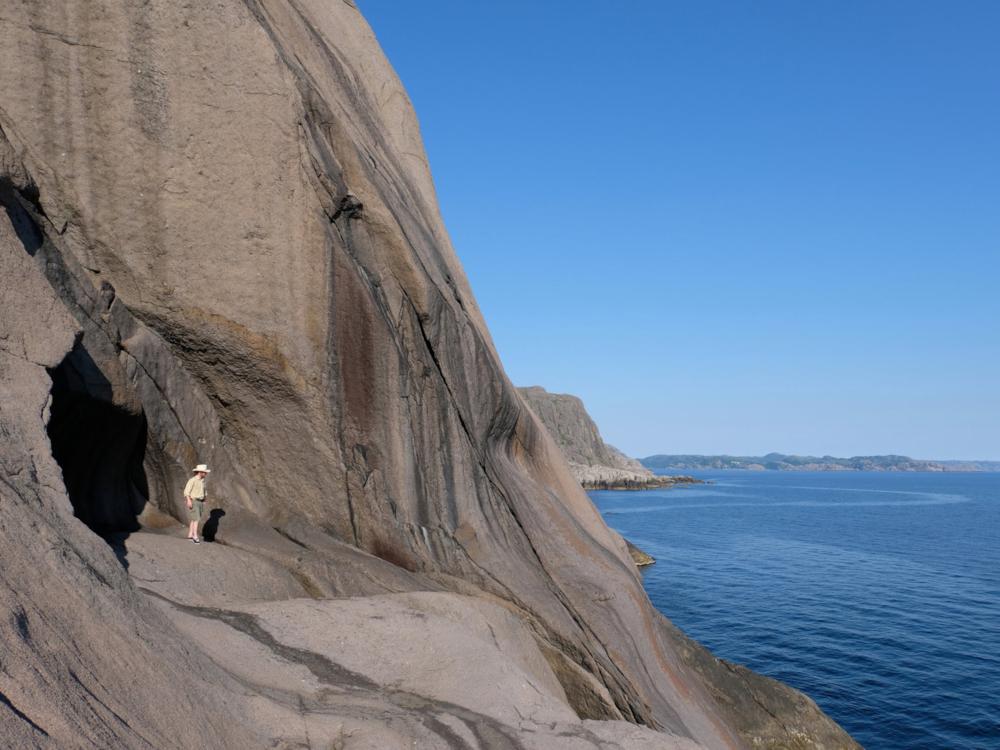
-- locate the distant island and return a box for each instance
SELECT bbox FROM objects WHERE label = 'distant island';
[640,453,1000,472]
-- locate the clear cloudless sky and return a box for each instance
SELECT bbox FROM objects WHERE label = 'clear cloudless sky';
[359,1,999,460]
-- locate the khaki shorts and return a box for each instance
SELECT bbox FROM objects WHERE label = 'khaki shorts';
[188,499,205,523]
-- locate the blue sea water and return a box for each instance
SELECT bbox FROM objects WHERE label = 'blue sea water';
[590,471,1000,750]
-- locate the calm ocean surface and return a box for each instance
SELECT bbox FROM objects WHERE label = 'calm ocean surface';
[590,471,1000,750]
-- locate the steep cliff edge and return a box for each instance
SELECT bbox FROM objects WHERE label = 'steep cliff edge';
[518,386,696,490]
[0,3,858,749]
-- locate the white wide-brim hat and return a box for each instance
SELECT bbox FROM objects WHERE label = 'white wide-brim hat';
[192,464,211,473]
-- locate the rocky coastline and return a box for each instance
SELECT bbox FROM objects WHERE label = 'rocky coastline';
[0,4,859,748]
[625,540,657,567]
[518,386,706,491]
[580,473,704,491]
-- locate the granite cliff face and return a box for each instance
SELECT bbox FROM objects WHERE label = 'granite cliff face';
[518,386,692,490]
[0,3,858,749]
[518,387,647,474]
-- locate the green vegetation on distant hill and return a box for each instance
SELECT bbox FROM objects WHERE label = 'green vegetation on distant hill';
[640,453,1000,472]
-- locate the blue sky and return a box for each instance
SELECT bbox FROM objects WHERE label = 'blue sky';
[360,1,999,460]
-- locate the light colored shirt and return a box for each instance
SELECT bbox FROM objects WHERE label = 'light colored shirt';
[183,476,207,500]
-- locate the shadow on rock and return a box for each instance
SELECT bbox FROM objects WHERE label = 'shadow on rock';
[203,508,226,542]
[105,531,131,569]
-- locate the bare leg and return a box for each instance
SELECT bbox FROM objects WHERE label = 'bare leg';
[189,519,198,539]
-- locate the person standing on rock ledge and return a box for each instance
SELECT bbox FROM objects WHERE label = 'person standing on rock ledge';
[184,464,210,544]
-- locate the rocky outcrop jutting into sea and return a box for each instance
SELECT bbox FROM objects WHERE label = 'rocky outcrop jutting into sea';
[518,386,698,490]
[0,3,858,748]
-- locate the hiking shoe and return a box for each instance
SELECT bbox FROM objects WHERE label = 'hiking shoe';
[192,537,201,544]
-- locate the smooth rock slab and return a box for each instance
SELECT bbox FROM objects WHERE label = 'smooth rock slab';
[147,584,707,750]
[247,592,576,728]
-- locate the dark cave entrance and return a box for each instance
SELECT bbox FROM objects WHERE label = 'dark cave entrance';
[46,342,149,536]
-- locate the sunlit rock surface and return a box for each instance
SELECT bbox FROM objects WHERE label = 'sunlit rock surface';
[0,2,859,748]
[517,386,700,490]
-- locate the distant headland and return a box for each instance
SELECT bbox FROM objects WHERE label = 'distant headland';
[640,453,1000,472]
[517,386,704,489]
